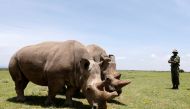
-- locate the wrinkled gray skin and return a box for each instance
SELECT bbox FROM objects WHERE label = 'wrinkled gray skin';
[86,44,131,95]
[9,40,117,109]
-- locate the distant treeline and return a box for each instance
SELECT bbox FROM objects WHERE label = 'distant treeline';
[118,70,190,73]
[0,68,8,71]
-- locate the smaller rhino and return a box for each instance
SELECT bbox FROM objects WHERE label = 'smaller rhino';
[86,44,131,96]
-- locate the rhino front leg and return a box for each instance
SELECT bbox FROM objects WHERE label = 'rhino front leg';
[64,86,77,107]
[45,80,64,106]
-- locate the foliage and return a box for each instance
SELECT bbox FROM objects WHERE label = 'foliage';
[179,69,185,73]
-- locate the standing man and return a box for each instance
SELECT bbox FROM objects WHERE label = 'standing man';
[168,49,180,89]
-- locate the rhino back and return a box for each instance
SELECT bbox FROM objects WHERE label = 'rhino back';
[86,44,107,62]
[14,40,90,86]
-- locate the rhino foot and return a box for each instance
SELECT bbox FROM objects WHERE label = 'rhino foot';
[44,98,55,106]
[64,100,74,107]
[16,96,26,102]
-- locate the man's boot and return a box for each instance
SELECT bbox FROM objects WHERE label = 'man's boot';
[172,85,175,89]
[175,85,178,89]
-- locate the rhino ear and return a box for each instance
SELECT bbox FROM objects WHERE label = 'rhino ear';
[80,58,90,70]
[100,54,111,62]
[99,56,111,71]
[109,54,115,63]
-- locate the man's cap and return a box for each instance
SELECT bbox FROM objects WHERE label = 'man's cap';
[172,49,178,53]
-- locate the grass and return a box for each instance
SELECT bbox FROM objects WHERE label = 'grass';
[0,70,190,109]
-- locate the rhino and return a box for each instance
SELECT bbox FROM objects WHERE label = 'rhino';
[86,44,131,95]
[9,40,117,109]
[62,44,131,97]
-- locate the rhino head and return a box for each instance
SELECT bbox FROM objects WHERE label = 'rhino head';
[99,54,131,95]
[80,58,118,109]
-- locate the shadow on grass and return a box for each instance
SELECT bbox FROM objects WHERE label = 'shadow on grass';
[187,88,190,90]
[107,99,126,106]
[58,91,85,99]
[165,88,180,90]
[7,96,91,109]
[165,88,173,90]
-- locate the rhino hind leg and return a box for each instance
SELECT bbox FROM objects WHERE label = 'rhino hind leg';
[9,57,29,102]
[15,79,29,102]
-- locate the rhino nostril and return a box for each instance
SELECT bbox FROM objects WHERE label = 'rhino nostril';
[105,77,111,83]
[87,85,92,92]
[92,104,98,109]
[92,106,97,109]
[106,77,109,80]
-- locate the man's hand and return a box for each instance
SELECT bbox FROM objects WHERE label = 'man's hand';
[168,60,174,63]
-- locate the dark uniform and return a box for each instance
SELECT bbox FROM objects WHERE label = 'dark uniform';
[168,49,180,89]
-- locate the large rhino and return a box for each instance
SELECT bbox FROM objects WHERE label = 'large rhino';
[9,40,117,109]
[86,44,131,95]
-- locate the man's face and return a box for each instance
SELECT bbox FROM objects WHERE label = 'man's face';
[173,52,178,56]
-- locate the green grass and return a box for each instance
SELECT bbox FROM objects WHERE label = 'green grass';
[0,70,190,109]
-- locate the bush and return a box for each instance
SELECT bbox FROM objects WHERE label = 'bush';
[179,69,185,73]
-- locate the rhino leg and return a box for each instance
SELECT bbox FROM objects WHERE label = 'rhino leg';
[64,86,77,106]
[9,57,29,102]
[45,80,65,106]
[15,79,29,102]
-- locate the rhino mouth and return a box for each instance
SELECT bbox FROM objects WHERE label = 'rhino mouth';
[86,77,118,101]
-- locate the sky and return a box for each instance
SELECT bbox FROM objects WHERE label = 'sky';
[0,0,190,71]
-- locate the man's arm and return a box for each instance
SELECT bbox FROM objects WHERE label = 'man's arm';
[168,60,174,63]
[168,57,174,63]
[173,56,180,64]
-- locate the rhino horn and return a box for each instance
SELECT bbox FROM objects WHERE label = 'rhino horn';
[101,90,118,100]
[114,73,121,79]
[114,79,131,89]
[95,85,118,100]
[87,83,118,101]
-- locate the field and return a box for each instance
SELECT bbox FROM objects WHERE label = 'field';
[0,70,190,109]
